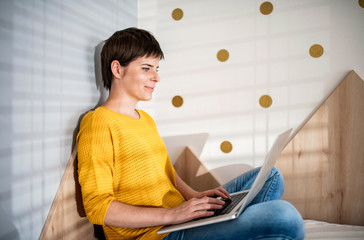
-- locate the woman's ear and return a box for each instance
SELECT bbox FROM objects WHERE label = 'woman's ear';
[110,60,124,80]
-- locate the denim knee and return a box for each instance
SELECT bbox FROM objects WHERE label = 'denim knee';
[234,200,305,240]
[271,166,284,186]
[272,200,305,240]
[267,166,285,200]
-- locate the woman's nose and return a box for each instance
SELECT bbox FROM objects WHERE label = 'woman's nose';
[152,71,160,82]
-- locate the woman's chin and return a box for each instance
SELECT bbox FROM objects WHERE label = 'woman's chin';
[140,95,153,102]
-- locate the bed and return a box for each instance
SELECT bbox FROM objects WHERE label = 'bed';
[304,220,364,239]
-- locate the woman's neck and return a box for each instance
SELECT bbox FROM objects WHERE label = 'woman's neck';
[102,95,139,119]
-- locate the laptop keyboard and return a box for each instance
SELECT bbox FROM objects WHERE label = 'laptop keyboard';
[212,191,248,216]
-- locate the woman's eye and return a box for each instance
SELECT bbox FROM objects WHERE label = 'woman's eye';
[142,68,150,71]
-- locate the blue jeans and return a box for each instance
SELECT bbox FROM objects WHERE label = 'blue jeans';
[163,167,305,240]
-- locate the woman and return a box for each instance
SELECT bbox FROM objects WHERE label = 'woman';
[77,27,305,240]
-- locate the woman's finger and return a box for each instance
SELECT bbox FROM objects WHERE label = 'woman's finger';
[189,197,224,212]
[206,187,231,199]
[217,187,231,199]
[198,196,225,206]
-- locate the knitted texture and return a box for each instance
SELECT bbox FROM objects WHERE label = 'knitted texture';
[77,107,185,240]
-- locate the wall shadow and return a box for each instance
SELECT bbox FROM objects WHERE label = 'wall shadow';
[71,40,107,240]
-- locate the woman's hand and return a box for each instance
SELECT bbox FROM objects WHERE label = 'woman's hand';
[171,173,231,224]
[174,173,231,201]
[196,187,231,200]
[165,196,225,224]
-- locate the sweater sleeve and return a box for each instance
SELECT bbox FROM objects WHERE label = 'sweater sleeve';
[77,113,116,225]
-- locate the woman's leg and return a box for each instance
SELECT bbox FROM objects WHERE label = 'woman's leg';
[164,200,305,240]
[163,167,305,240]
[222,166,285,204]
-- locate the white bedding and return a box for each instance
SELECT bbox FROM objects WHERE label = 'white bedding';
[304,220,364,239]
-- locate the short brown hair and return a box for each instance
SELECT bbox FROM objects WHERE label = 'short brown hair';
[100,28,164,91]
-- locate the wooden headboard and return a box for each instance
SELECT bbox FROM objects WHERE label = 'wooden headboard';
[39,147,97,239]
[276,70,364,226]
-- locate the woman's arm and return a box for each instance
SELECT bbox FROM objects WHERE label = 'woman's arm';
[173,173,199,200]
[174,173,231,200]
[103,174,230,228]
[102,174,231,229]
[104,173,231,228]
[104,196,225,228]
[104,200,169,228]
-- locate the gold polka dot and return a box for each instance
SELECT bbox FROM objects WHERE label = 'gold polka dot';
[359,0,364,8]
[172,95,183,107]
[260,1,273,15]
[172,8,183,21]
[309,44,324,58]
[220,141,233,153]
[217,49,229,62]
[259,95,272,108]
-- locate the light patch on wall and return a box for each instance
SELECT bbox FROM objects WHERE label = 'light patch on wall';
[259,95,273,108]
[260,1,273,15]
[217,49,229,62]
[220,141,233,153]
[309,44,324,58]
[172,8,183,21]
[172,95,183,107]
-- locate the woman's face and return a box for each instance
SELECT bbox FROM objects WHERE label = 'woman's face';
[120,56,160,102]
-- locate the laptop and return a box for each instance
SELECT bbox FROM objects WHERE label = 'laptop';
[157,128,292,234]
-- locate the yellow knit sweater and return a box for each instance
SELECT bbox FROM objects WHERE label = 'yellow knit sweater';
[77,107,185,240]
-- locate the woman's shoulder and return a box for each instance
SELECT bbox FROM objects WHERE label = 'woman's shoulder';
[82,107,156,126]
[80,107,113,127]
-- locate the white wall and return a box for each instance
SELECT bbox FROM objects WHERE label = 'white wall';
[0,1,363,239]
[0,0,137,239]
[138,0,364,170]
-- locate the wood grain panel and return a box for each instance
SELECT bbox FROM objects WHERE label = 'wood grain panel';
[276,70,364,226]
[39,147,97,240]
